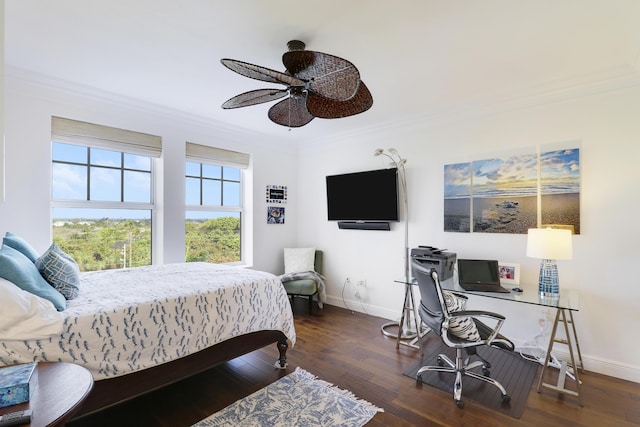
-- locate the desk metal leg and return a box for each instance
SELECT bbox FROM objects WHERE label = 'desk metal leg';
[381,283,424,349]
[537,308,583,406]
[567,310,584,372]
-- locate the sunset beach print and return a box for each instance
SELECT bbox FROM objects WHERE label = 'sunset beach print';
[472,152,537,234]
[444,147,580,234]
[540,148,580,234]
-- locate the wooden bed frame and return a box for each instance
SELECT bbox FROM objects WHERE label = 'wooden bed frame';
[70,330,289,420]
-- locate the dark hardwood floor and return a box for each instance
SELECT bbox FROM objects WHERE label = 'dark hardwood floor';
[70,300,640,426]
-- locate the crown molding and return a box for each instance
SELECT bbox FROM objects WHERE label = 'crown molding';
[4,66,289,149]
[7,63,640,151]
[305,63,640,146]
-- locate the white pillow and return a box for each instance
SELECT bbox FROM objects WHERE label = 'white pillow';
[0,277,65,340]
[284,248,316,274]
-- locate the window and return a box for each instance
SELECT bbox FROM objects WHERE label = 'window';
[51,117,161,271]
[185,142,249,264]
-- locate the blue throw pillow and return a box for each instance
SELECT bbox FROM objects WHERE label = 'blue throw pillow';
[35,244,80,300]
[0,244,66,311]
[3,232,40,263]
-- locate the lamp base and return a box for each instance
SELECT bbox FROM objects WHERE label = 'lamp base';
[538,259,560,296]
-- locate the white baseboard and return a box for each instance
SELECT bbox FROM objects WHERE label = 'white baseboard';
[549,348,640,384]
[323,297,640,384]
[326,295,399,321]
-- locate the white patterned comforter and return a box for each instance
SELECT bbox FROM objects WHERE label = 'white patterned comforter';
[0,263,296,380]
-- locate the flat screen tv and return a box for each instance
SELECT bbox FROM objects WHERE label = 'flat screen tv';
[326,168,399,222]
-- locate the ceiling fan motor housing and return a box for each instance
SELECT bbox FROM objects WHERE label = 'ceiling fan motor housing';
[287,40,306,51]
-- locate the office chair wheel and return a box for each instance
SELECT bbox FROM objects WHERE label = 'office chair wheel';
[456,399,464,409]
[482,367,491,376]
[501,394,511,403]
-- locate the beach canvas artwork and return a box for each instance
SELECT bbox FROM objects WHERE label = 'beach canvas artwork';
[472,152,538,233]
[444,146,580,234]
[540,149,581,234]
[444,163,472,232]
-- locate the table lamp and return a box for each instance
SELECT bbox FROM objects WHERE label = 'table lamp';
[526,227,572,296]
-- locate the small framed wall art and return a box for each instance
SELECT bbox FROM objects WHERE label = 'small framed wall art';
[498,262,520,285]
[267,207,285,224]
[266,185,287,204]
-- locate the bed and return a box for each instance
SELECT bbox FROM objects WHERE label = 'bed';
[0,262,296,418]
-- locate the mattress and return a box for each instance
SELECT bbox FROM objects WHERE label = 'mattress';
[0,263,296,380]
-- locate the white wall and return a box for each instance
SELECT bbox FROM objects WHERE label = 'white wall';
[0,0,5,202]
[0,69,300,273]
[2,68,638,383]
[297,86,640,383]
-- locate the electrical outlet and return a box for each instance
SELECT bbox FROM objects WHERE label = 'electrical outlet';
[357,280,367,288]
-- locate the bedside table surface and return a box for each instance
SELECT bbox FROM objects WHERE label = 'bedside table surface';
[0,362,94,426]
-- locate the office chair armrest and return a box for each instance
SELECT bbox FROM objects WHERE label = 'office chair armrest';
[447,310,507,344]
[448,310,505,322]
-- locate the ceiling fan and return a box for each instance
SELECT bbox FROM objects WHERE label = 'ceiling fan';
[220,40,373,128]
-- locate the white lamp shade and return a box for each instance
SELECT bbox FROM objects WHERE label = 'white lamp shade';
[526,228,573,260]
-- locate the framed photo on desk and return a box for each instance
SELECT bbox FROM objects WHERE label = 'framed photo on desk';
[499,262,520,285]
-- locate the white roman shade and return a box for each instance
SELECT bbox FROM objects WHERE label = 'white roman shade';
[185,142,250,169]
[51,116,162,157]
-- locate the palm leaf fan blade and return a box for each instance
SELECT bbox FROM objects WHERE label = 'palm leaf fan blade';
[222,89,288,109]
[268,97,314,127]
[306,81,373,118]
[221,58,304,86]
[282,51,360,101]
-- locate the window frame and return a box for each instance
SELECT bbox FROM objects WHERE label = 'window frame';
[50,117,161,269]
[52,144,154,203]
[184,142,250,266]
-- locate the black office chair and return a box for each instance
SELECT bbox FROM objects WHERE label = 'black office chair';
[412,259,514,408]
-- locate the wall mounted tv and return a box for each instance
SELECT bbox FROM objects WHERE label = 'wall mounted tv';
[326,168,399,229]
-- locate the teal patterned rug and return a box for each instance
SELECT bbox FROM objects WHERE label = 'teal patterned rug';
[192,367,383,427]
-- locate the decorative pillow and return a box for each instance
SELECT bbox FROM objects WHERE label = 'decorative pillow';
[35,243,81,300]
[284,248,316,274]
[442,290,480,341]
[0,244,66,311]
[3,232,40,263]
[0,277,64,340]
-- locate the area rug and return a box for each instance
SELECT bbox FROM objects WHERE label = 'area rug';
[403,342,538,418]
[192,367,384,426]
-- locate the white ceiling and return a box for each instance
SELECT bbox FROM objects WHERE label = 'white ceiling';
[5,0,640,141]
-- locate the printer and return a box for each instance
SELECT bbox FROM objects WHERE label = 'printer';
[410,246,457,281]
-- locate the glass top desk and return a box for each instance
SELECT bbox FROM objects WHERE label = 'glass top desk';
[434,276,579,311]
[391,276,583,405]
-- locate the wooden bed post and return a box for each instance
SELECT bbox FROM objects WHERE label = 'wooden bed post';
[276,337,289,369]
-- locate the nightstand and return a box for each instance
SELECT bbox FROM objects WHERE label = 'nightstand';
[0,362,93,426]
